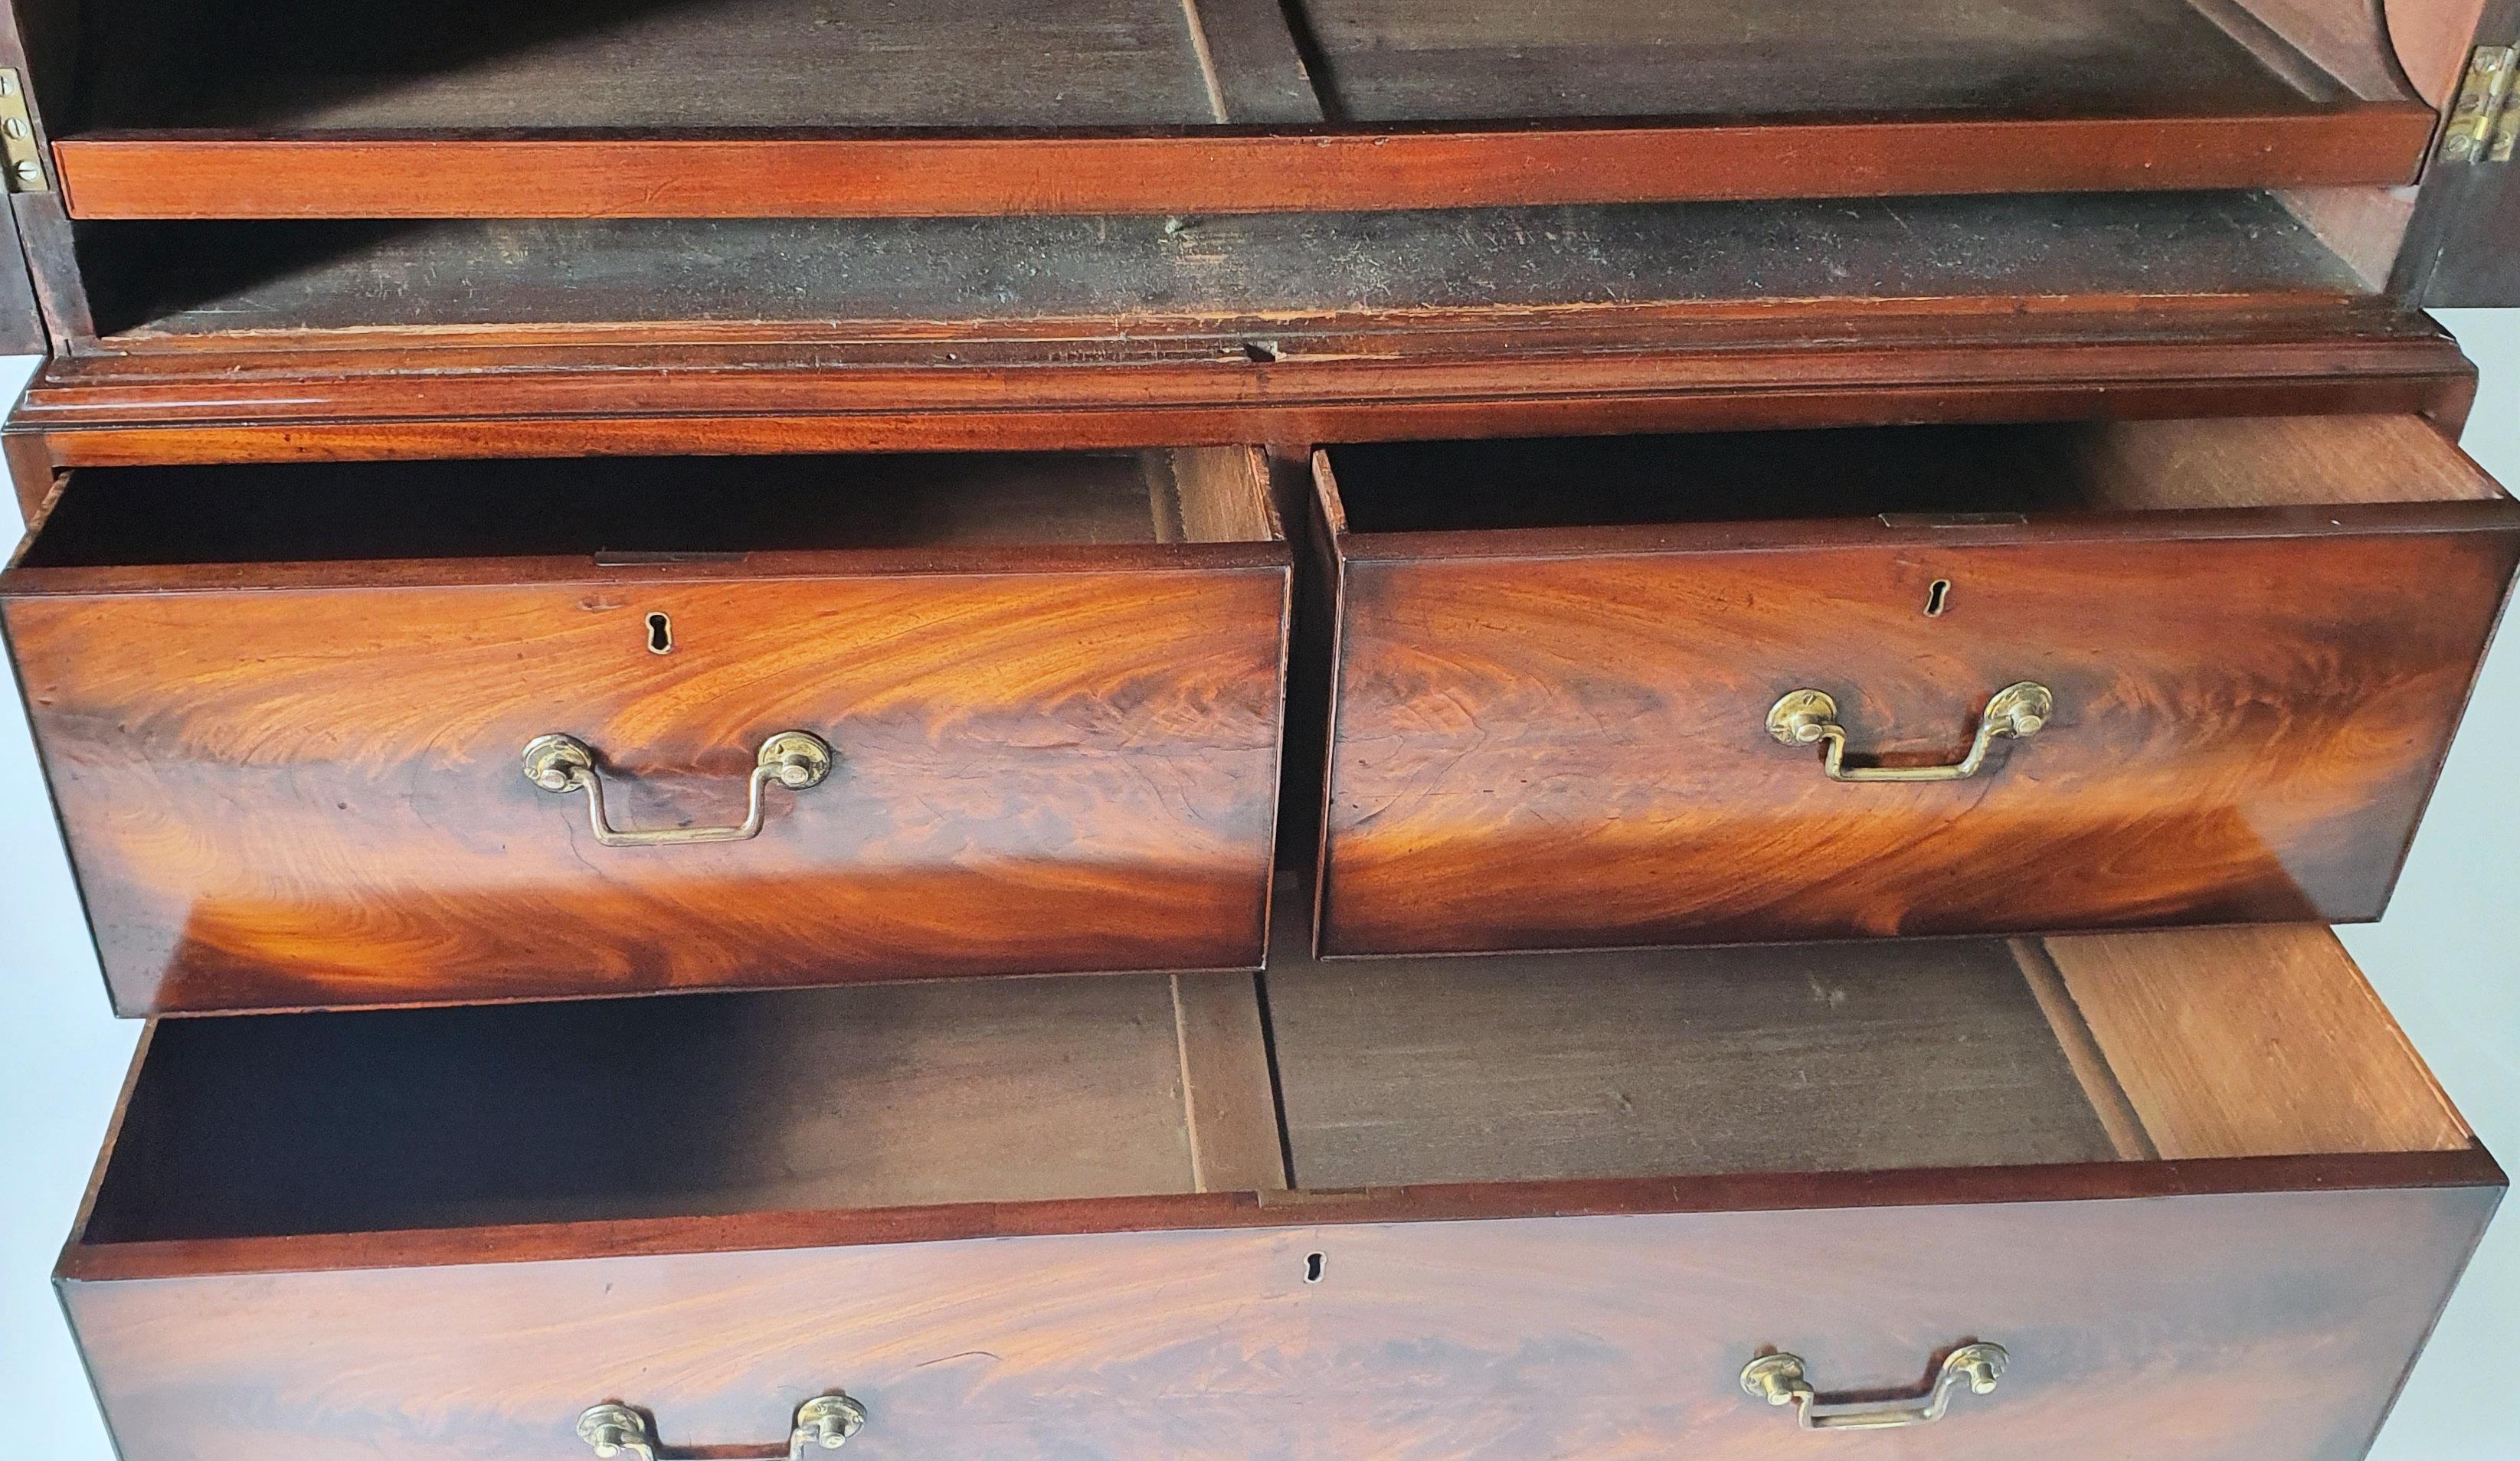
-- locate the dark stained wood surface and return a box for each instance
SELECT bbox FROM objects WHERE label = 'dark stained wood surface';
[1314,417,2520,956]
[3,3,2505,345]
[83,975,1218,1240]
[1268,936,2118,1189]
[1,450,1291,1014]
[71,192,2368,341]
[64,0,2387,131]
[0,198,47,356]
[73,0,1224,132]
[1295,0,2337,120]
[59,1185,2497,1461]
[41,0,2441,217]
[3,308,2477,505]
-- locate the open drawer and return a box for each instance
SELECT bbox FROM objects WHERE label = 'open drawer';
[1311,413,2520,956]
[0,447,1290,1015]
[58,910,2496,1461]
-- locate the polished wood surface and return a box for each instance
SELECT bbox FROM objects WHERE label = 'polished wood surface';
[52,111,2441,221]
[2,449,1291,1013]
[64,911,2499,1461]
[1315,417,2520,956]
[2,302,2477,522]
[58,1185,2494,1461]
[56,915,2499,1460]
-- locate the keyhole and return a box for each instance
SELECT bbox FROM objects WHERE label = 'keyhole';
[1304,1252,1324,1283]
[1923,579,1952,617]
[646,612,673,654]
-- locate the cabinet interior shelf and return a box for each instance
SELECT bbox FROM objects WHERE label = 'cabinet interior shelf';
[41,0,2446,218]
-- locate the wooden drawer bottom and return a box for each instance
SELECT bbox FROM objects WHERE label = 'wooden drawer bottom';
[60,909,2495,1460]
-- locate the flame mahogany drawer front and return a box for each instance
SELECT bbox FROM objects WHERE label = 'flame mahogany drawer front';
[59,914,2495,1461]
[0,447,1291,1015]
[1311,413,2520,957]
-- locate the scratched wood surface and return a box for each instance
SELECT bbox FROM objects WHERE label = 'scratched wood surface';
[1293,0,2335,120]
[75,191,2366,340]
[73,0,1222,131]
[59,1185,2495,1461]
[1315,417,2520,955]
[1267,936,2118,1188]
[44,0,2437,217]
[1,451,1290,1014]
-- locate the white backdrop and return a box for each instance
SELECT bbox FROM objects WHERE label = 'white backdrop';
[4,321,2517,1458]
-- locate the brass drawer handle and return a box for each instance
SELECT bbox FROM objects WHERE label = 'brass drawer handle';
[522,730,833,846]
[577,1396,866,1459]
[1766,682,2050,782]
[1740,1343,2008,1430]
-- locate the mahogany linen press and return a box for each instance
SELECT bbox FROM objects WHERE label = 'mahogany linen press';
[0,1,2516,1457]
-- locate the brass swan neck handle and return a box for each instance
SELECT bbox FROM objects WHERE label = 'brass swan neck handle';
[523,730,833,847]
[1741,1343,2008,1430]
[1767,683,2050,783]
[577,1394,866,1460]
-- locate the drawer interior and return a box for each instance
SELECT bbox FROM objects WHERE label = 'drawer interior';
[15,446,1277,567]
[1321,414,2507,534]
[76,918,2469,1248]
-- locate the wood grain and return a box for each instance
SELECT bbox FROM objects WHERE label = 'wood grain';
[54,912,2498,1457]
[1173,971,1289,1192]
[50,110,2442,221]
[2,461,1291,1012]
[1182,0,1324,123]
[1314,419,2520,956]
[59,1185,2497,1461]
[2045,925,2472,1158]
[2011,940,2159,1162]
[2,312,2476,509]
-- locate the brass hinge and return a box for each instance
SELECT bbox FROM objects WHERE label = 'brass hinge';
[2442,45,2520,164]
[0,69,45,192]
